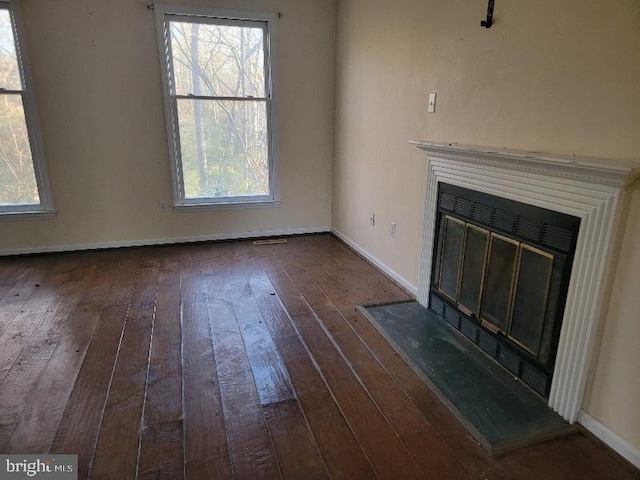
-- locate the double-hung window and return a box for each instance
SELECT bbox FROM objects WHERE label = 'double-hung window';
[0,0,53,216]
[155,5,278,208]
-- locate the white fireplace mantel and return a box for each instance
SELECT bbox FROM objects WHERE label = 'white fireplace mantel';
[411,140,639,423]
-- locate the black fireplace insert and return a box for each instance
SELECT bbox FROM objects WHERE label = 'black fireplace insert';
[429,183,580,397]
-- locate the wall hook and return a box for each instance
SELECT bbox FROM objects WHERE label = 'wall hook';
[481,0,495,28]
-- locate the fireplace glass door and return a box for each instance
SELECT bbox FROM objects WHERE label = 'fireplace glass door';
[509,245,554,355]
[436,215,556,359]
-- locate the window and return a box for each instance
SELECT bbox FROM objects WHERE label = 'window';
[155,5,278,208]
[0,0,53,216]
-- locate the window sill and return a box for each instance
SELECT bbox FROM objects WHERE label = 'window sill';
[173,199,281,212]
[0,209,57,221]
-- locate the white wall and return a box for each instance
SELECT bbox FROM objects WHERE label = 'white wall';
[333,0,640,456]
[0,0,335,252]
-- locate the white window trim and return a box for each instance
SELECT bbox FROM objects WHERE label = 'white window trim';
[154,4,280,210]
[0,0,54,218]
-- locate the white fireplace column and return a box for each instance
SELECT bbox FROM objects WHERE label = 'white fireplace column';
[411,141,638,423]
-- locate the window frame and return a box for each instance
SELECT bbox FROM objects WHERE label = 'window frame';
[154,4,279,209]
[0,0,54,218]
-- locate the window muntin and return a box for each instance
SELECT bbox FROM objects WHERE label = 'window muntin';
[157,7,277,207]
[0,1,52,214]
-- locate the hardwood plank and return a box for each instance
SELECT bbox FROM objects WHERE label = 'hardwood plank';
[50,304,129,478]
[106,250,142,307]
[204,270,281,480]
[275,333,377,480]
[137,421,185,480]
[180,248,232,480]
[573,432,640,479]
[48,252,138,476]
[267,258,427,480]
[249,274,377,480]
[184,459,230,480]
[247,272,303,342]
[310,239,410,304]
[264,399,330,480]
[227,278,294,406]
[138,251,184,480]
[0,268,93,449]
[6,256,122,453]
[0,257,49,334]
[503,433,640,480]
[290,311,426,480]
[89,260,159,479]
[0,305,56,374]
[0,256,23,282]
[262,268,311,317]
[0,270,73,376]
[88,306,154,479]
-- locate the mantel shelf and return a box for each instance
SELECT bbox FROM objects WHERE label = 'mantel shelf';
[409,141,640,188]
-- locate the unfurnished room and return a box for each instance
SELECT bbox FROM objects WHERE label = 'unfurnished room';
[0,0,639,479]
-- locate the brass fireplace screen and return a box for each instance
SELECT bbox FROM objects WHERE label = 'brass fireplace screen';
[437,215,554,358]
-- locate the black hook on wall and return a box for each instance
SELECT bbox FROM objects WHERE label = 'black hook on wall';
[481,0,495,28]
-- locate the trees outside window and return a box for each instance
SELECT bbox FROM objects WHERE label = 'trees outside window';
[0,0,52,215]
[156,6,278,207]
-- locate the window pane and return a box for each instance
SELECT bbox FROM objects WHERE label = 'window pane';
[0,9,22,90]
[169,20,265,98]
[0,94,39,205]
[177,98,268,198]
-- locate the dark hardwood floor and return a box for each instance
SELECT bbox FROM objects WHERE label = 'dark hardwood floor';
[0,234,637,479]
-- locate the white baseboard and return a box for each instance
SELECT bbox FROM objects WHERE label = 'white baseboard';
[0,226,331,256]
[579,410,640,469]
[331,228,418,296]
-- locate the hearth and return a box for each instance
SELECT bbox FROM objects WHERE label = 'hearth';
[429,183,580,397]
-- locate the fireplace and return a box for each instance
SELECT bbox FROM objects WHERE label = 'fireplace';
[411,141,637,422]
[430,183,580,397]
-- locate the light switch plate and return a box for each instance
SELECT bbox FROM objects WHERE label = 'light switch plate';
[428,92,437,113]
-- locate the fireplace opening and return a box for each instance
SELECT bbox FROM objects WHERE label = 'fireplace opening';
[429,183,581,397]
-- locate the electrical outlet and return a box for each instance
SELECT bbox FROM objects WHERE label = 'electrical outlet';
[370,212,376,227]
[390,222,397,238]
[159,200,169,213]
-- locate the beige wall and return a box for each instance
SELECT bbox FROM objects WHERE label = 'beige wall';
[0,0,335,252]
[333,0,640,452]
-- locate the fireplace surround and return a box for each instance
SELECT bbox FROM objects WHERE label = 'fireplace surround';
[412,141,638,423]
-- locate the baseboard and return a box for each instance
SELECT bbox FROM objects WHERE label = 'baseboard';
[331,228,418,296]
[0,226,331,256]
[578,410,640,470]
